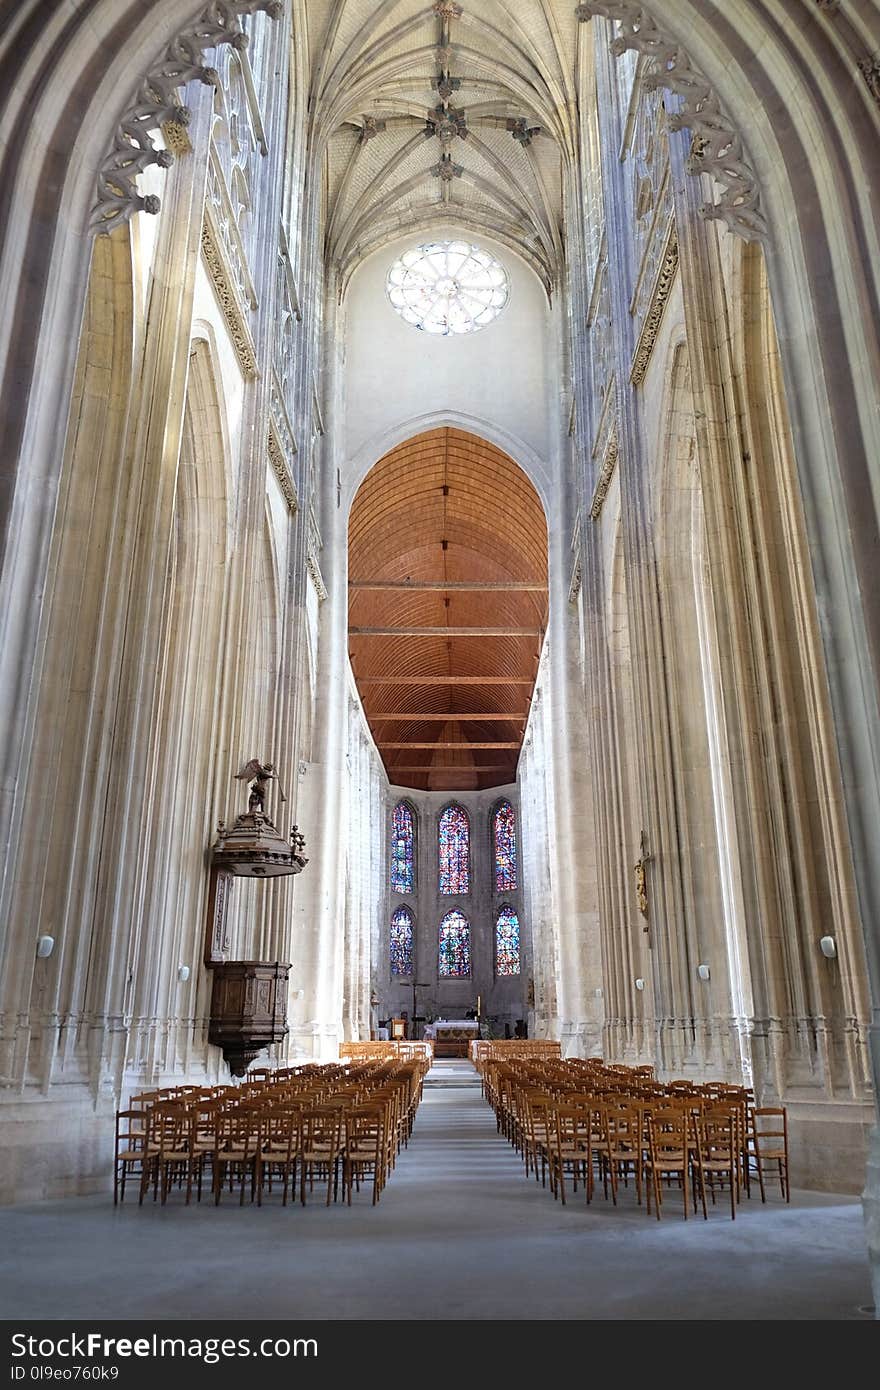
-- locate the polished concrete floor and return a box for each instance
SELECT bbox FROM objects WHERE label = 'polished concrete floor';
[0,1061,873,1321]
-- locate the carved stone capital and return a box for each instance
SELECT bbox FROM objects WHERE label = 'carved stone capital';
[576,2,768,241]
[93,0,282,234]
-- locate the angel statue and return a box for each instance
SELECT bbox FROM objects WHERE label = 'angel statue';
[235,759,277,816]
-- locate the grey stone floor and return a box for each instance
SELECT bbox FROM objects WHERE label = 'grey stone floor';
[0,1061,873,1321]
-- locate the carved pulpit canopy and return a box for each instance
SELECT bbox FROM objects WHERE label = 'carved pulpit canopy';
[210,758,308,878]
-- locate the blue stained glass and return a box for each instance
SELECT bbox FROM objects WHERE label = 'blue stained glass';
[391,802,415,893]
[493,800,517,891]
[439,910,471,977]
[439,804,470,894]
[495,905,521,976]
[390,907,414,976]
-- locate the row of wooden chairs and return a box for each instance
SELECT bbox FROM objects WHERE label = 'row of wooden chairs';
[339,1041,433,1063]
[487,1059,789,1219]
[114,1058,428,1208]
[471,1040,562,1068]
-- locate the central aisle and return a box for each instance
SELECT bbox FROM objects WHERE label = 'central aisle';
[0,1059,871,1320]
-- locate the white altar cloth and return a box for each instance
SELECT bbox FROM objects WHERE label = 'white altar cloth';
[423,1019,480,1040]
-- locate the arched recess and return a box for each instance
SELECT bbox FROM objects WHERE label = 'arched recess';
[654,340,753,1082]
[348,427,549,791]
[125,337,231,1072]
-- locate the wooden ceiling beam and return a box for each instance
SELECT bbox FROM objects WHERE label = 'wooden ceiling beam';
[387,764,512,771]
[350,626,542,637]
[378,741,521,749]
[349,580,545,591]
[357,676,534,684]
[371,712,527,721]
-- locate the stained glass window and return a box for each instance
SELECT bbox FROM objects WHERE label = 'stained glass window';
[495,906,521,976]
[438,910,471,978]
[492,800,517,891]
[390,802,415,893]
[438,803,470,894]
[390,907,414,977]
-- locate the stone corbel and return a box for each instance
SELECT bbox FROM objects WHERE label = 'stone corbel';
[92,0,283,234]
[575,3,768,241]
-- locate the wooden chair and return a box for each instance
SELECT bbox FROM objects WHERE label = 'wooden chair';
[549,1104,592,1205]
[139,1102,194,1206]
[605,1100,646,1206]
[213,1109,262,1205]
[749,1106,790,1202]
[114,1109,148,1204]
[643,1104,696,1220]
[343,1105,387,1205]
[692,1105,740,1219]
[300,1107,344,1205]
[259,1107,301,1206]
[523,1092,555,1190]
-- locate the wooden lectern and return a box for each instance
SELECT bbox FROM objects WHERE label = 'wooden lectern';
[391,1017,406,1040]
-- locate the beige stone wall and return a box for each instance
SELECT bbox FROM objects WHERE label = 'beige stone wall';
[565,49,874,1193]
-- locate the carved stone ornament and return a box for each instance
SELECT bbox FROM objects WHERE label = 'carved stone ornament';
[267,422,299,513]
[858,53,880,105]
[306,544,329,602]
[200,213,259,376]
[590,430,619,519]
[507,116,542,147]
[575,3,768,241]
[360,115,387,142]
[568,555,583,603]
[92,0,283,234]
[431,152,464,181]
[630,225,679,385]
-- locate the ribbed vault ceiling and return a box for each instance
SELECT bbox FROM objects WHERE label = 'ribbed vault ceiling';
[349,428,548,790]
[310,0,577,292]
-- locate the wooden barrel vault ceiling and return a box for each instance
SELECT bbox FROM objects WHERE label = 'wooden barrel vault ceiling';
[348,427,548,791]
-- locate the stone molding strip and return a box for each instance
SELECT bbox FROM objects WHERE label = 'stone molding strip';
[568,556,583,602]
[590,431,619,519]
[306,546,328,602]
[201,209,259,377]
[268,422,299,513]
[92,0,282,233]
[576,2,768,241]
[629,223,679,385]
